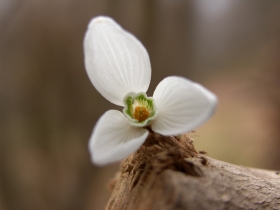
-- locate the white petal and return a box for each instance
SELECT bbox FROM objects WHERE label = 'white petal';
[89,110,149,165]
[152,76,217,135]
[84,16,151,106]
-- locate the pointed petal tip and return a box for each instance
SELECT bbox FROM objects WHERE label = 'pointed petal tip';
[192,81,218,116]
[87,16,119,29]
[89,16,111,23]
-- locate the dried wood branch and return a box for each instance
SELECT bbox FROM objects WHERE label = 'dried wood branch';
[106,132,280,210]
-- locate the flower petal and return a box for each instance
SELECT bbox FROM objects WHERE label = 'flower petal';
[89,110,149,165]
[152,76,217,135]
[84,16,151,106]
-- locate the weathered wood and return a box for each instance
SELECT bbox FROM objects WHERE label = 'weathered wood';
[106,132,280,210]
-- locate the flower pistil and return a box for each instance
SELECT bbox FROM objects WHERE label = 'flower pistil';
[133,106,149,122]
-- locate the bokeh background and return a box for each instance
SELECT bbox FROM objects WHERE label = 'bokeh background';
[1,0,280,209]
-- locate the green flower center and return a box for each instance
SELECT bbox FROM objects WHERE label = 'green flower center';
[123,92,156,127]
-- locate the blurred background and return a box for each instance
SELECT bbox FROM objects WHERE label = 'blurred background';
[1,0,280,209]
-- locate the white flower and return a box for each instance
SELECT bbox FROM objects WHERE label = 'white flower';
[84,16,217,166]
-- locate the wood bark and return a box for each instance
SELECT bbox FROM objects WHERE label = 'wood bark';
[106,132,280,210]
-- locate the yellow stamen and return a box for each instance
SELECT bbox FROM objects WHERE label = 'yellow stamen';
[134,106,150,122]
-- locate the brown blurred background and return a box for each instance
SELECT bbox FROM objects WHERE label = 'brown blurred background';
[1,0,280,209]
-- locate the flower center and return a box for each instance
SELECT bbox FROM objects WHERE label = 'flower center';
[133,106,150,122]
[123,92,157,127]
